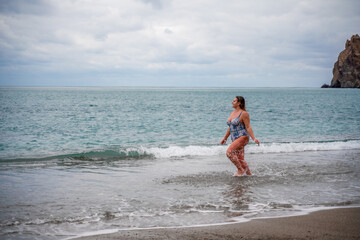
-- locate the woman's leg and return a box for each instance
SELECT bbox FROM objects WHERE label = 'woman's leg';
[236,137,251,175]
[226,136,250,176]
[226,143,244,174]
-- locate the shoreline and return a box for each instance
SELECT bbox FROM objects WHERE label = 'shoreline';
[71,207,360,240]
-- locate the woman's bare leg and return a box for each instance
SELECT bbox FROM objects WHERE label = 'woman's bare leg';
[226,136,250,176]
[236,137,251,175]
[226,148,244,174]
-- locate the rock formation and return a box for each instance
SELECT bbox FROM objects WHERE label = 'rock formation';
[328,34,360,88]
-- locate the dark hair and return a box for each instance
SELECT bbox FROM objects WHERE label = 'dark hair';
[236,96,246,111]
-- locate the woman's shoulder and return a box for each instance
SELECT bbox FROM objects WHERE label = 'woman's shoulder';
[241,111,249,117]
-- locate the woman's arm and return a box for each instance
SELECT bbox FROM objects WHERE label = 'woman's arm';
[242,112,260,145]
[220,127,230,144]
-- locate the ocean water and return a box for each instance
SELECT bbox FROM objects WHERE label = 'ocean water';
[0,87,359,239]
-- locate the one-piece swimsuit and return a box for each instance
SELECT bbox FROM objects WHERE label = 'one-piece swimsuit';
[227,111,248,142]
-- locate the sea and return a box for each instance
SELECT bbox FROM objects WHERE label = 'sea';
[0,87,359,239]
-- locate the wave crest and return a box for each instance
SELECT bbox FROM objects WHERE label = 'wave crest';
[143,140,360,158]
[247,140,360,154]
[2,140,359,162]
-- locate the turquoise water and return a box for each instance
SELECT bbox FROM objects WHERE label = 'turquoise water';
[0,87,359,239]
[1,87,359,159]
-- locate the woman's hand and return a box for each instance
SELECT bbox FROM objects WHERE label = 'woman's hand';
[254,138,260,145]
[220,138,227,145]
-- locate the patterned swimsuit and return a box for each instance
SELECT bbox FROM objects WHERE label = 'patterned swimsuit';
[227,111,248,142]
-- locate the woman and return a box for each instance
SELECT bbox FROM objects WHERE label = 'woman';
[220,96,260,176]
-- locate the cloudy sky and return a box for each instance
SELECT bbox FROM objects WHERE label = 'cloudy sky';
[0,0,359,87]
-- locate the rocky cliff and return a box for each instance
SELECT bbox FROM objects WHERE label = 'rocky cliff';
[329,34,360,88]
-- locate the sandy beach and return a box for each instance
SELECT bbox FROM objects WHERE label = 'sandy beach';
[73,207,360,240]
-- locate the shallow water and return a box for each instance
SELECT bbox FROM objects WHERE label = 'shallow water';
[1,149,359,239]
[0,87,359,239]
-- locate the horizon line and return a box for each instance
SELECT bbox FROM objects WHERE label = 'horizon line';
[0,85,327,89]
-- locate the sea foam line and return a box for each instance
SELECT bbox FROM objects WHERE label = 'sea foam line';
[63,205,360,240]
[1,140,359,161]
[142,140,360,158]
[246,140,360,154]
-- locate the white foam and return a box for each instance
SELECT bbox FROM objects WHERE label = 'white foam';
[138,140,360,159]
[143,145,226,158]
[63,205,360,240]
[231,205,360,223]
[247,140,360,154]
[63,228,119,240]
[3,140,359,161]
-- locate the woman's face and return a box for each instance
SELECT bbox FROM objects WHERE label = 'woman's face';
[232,98,239,109]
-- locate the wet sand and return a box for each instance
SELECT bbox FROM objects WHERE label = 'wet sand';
[74,207,360,240]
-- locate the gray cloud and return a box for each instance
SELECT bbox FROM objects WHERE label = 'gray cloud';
[139,0,168,9]
[0,0,53,15]
[0,0,359,87]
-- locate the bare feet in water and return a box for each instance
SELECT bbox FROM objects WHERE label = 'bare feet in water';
[233,168,245,177]
[233,167,252,177]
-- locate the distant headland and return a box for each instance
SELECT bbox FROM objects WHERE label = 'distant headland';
[322,34,360,88]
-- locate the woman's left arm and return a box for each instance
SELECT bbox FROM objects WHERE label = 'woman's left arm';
[242,112,260,145]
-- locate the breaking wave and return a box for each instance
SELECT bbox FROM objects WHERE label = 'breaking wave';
[144,139,360,158]
[2,140,359,162]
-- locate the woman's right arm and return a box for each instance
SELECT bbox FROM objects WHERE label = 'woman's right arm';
[220,128,230,144]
